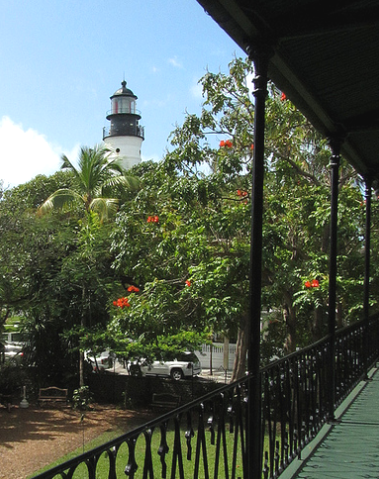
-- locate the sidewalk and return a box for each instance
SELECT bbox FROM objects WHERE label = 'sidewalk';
[200,367,232,383]
[281,367,379,479]
[111,360,232,383]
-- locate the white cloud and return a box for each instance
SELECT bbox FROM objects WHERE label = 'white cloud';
[168,56,183,69]
[0,116,69,188]
[142,153,163,164]
[190,79,203,99]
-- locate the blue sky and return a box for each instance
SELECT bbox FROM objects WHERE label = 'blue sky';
[0,1,245,187]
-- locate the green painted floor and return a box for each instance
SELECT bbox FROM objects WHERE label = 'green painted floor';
[295,368,379,479]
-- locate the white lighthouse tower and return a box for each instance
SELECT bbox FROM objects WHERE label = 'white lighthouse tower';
[103,80,144,170]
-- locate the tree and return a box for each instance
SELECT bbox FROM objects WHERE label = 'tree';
[37,144,139,386]
[109,58,367,380]
[39,144,138,221]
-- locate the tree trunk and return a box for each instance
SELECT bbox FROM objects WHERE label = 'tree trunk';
[79,285,86,387]
[312,308,325,341]
[79,350,84,387]
[283,302,297,353]
[230,315,249,382]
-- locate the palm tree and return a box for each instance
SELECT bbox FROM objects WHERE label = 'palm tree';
[39,144,138,220]
[39,144,138,386]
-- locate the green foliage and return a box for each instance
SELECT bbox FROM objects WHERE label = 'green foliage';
[39,144,139,221]
[0,362,26,397]
[0,58,373,383]
[109,56,367,369]
[72,385,94,411]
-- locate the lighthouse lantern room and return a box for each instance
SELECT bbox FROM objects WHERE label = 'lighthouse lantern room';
[103,80,144,170]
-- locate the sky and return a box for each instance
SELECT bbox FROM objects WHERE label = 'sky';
[0,1,245,188]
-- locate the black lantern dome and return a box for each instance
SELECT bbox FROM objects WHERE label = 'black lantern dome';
[103,81,144,140]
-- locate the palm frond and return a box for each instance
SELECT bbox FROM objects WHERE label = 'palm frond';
[102,174,140,190]
[39,189,84,213]
[90,197,119,221]
[61,155,79,176]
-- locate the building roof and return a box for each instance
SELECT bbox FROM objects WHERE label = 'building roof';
[111,80,137,99]
[197,0,379,181]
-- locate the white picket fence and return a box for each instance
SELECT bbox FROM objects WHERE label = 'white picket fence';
[196,342,236,371]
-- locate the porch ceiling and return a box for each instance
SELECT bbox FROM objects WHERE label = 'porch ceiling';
[197,0,379,181]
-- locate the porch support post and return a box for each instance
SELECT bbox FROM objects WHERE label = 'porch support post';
[363,176,372,376]
[246,42,271,479]
[327,137,341,421]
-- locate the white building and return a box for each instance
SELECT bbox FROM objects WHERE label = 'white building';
[103,81,144,170]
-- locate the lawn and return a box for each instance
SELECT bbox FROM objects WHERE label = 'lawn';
[30,417,246,479]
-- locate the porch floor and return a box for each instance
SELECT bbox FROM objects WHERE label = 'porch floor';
[290,366,379,479]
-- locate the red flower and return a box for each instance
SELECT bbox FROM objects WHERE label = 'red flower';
[147,216,152,223]
[114,297,131,308]
[220,139,233,148]
[304,281,311,288]
[154,216,159,223]
[128,285,139,293]
[250,143,254,150]
[127,285,140,292]
[281,92,287,101]
[311,279,319,288]
[147,215,159,223]
[185,280,191,287]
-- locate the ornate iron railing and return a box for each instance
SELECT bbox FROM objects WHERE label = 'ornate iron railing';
[32,315,379,479]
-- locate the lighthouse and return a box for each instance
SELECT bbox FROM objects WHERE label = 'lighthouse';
[103,80,144,170]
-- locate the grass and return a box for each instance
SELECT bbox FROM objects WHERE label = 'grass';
[28,427,126,478]
[30,419,246,479]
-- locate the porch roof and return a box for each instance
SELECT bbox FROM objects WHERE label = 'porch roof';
[196,0,379,181]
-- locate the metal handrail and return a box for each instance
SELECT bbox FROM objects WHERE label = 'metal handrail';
[106,108,142,117]
[102,125,145,140]
[31,314,379,479]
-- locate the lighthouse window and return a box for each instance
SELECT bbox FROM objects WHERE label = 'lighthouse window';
[112,99,118,114]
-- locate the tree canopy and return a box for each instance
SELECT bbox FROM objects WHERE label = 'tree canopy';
[0,57,374,384]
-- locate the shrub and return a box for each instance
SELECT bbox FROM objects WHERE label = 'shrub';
[72,385,94,411]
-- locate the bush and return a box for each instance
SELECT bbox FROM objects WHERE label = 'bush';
[72,385,94,411]
[0,362,26,399]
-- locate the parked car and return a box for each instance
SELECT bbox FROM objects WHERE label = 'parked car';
[85,350,114,372]
[129,352,202,380]
[3,343,24,363]
[1,332,25,344]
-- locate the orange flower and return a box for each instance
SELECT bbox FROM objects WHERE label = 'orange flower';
[304,281,311,288]
[220,139,233,148]
[185,280,191,287]
[311,279,319,288]
[127,285,140,292]
[281,92,287,101]
[114,297,131,308]
[250,143,254,150]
